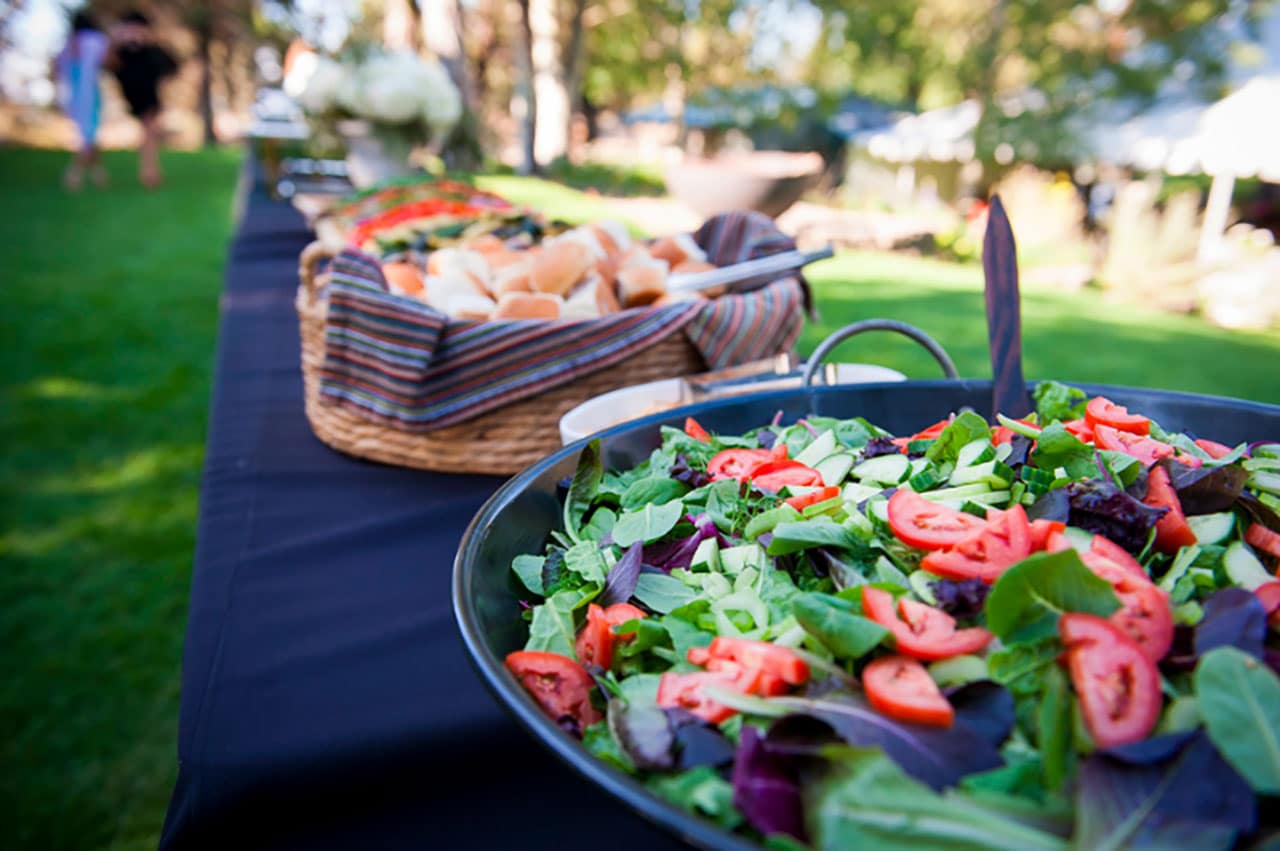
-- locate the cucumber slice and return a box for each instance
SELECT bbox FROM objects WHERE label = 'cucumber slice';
[1158,544,1200,593]
[907,467,947,492]
[1020,466,1057,486]
[907,439,934,455]
[1223,540,1273,591]
[950,460,1012,488]
[795,430,838,468]
[994,442,1013,463]
[1063,527,1094,552]
[802,496,845,518]
[1253,443,1280,459]
[745,504,802,539]
[1244,457,1280,472]
[842,482,883,504]
[691,537,721,572]
[956,438,997,468]
[866,497,891,524]
[959,500,991,517]
[963,490,1012,507]
[852,453,911,486]
[929,655,989,687]
[1186,512,1234,546]
[919,483,993,502]
[719,543,767,575]
[813,453,855,488]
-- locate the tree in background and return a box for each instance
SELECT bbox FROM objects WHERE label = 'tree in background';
[806,0,1277,164]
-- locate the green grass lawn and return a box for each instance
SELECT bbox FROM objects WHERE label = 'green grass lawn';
[2,150,1278,851]
[0,146,243,850]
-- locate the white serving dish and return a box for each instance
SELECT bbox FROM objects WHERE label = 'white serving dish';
[559,363,907,445]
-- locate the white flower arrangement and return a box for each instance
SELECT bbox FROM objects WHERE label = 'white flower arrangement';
[285,48,462,138]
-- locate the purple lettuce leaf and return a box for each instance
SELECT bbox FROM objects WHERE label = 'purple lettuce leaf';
[640,513,723,572]
[945,680,1016,747]
[732,724,806,840]
[860,436,900,460]
[756,428,778,450]
[1076,730,1255,848]
[1193,587,1268,661]
[598,544,643,607]
[1164,460,1249,516]
[1064,478,1167,554]
[665,708,735,770]
[761,691,1007,791]
[1026,487,1070,523]
[1004,434,1034,470]
[930,578,991,621]
[669,454,711,489]
[607,698,675,771]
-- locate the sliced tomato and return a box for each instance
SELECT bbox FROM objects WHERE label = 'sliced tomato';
[1245,522,1280,560]
[1062,418,1095,444]
[705,658,789,696]
[656,671,736,724]
[887,489,986,550]
[604,602,647,633]
[1254,582,1280,628]
[1086,396,1151,436]
[862,654,954,727]
[890,436,912,454]
[1044,530,1073,552]
[750,460,825,492]
[1194,438,1234,459]
[861,587,994,661]
[686,645,712,665]
[1084,534,1149,581]
[1059,614,1161,748]
[909,418,953,441]
[920,504,1034,583]
[1144,465,1197,554]
[1172,453,1204,468]
[707,636,810,686]
[707,447,778,481]
[785,485,841,511]
[575,604,614,669]
[1094,425,1175,466]
[684,417,712,443]
[505,650,602,730]
[1029,519,1067,551]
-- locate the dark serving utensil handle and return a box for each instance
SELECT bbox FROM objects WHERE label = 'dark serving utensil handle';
[802,319,959,386]
[983,195,1030,418]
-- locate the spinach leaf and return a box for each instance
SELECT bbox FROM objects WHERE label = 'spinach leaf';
[612,500,685,548]
[540,549,578,597]
[1075,731,1255,850]
[634,573,700,614]
[511,553,545,596]
[583,506,617,541]
[793,592,889,660]
[988,638,1062,696]
[1032,381,1087,423]
[582,719,633,771]
[1195,646,1280,794]
[1030,424,1097,479]
[564,541,607,584]
[926,412,993,463]
[621,476,690,510]
[806,747,1068,851]
[564,440,603,544]
[804,415,889,449]
[767,519,864,555]
[524,589,580,657]
[985,550,1121,644]
[1037,665,1074,792]
[648,765,743,830]
[662,607,715,660]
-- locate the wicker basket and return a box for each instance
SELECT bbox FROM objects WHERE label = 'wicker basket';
[296,242,707,475]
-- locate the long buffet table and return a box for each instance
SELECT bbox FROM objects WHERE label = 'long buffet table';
[160,176,689,849]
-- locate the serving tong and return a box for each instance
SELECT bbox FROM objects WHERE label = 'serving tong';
[667,245,834,295]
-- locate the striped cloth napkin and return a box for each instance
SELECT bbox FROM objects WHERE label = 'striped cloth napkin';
[317,211,809,430]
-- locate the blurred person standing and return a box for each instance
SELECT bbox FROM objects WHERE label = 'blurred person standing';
[107,11,177,188]
[55,12,110,191]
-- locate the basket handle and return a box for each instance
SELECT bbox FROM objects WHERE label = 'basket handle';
[802,320,959,387]
[299,241,337,306]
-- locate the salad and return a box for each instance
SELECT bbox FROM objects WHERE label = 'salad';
[504,382,1280,850]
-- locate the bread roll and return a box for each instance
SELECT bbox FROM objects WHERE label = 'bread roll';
[447,292,497,321]
[422,274,485,314]
[492,292,563,321]
[381,262,425,297]
[492,261,533,295]
[461,234,507,257]
[591,220,632,257]
[427,248,492,295]
[557,227,607,260]
[617,262,668,308]
[563,274,622,319]
[649,233,707,267]
[531,240,593,296]
[672,260,716,275]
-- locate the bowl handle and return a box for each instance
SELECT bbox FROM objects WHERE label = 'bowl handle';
[802,319,959,387]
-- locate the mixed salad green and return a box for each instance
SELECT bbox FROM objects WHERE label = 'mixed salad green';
[504,381,1280,849]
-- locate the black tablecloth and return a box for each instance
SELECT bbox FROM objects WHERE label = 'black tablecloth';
[161,181,690,850]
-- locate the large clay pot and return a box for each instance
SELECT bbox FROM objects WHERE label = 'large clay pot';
[663,151,824,219]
